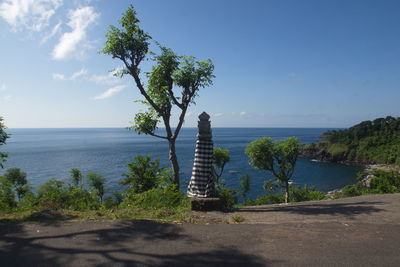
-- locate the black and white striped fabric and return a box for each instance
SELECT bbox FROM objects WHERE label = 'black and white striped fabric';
[187,138,215,197]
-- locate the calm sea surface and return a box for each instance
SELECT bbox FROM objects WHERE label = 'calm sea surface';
[0,128,361,199]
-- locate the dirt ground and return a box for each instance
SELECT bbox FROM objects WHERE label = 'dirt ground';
[1,194,400,266]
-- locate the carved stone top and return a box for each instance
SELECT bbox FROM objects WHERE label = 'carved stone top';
[199,112,210,121]
[198,112,212,138]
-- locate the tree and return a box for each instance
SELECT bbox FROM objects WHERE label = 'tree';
[101,6,215,187]
[0,117,10,169]
[239,174,251,200]
[70,168,83,188]
[245,137,300,203]
[2,168,29,201]
[212,147,230,185]
[87,172,106,204]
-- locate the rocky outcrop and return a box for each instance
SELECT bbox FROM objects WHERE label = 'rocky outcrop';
[300,144,370,165]
[300,144,347,163]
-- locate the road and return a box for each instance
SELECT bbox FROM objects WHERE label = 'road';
[1,194,400,266]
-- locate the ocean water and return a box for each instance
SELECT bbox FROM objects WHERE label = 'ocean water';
[0,128,361,199]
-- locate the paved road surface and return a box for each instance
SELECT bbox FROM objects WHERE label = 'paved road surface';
[1,194,399,266]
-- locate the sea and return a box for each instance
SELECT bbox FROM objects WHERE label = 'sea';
[0,128,362,199]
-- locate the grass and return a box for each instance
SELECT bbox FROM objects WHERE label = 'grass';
[231,215,245,223]
[0,205,191,224]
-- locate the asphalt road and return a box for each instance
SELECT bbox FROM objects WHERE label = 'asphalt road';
[1,194,400,266]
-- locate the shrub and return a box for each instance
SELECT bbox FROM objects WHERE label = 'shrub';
[218,188,237,210]
[37,179,70,210]
[0,176,16,210]
[245,193,284,205]
[290,185,326,202]
[36,179,99,211]
[121,185,188,210]
[245,185,326,206]
[231,215,245,223]
[87,172,106,203]
[121,155,172,194]
[2,168,29,201]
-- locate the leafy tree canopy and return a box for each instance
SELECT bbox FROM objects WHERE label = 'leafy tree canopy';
[0,117,10,168]
[101,6,215,186]
[246,137,301,203]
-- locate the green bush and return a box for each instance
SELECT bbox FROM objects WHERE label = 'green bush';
[218,188,237,210]
[36,179,99,211]
[290,185,326,202]
[0,176,16,210]
[341,170,400,197]
[245,185,326,206]
[121,155,172,194]
[245,193,284,205]
[121,185,188,209]
[37,179,70,210]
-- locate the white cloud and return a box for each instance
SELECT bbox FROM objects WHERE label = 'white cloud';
[0,0,62,32]
[52,73,65,80]
[52,6,99,60]
[240,111,247,116]
[70,68,87,80]
[214,113,224,117]
[93,85,126,100]
[52,68,87,81]
[41,20,62,44]
[89,67,123,85]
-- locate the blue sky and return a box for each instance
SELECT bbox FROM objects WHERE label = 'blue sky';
[0,0,399,128]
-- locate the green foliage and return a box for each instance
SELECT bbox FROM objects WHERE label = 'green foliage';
[327,144,348,156]
[131,110,160,135]
[0,117,10,169]
[36,178,98,211]
[239,174,251,199]
[212,147,230,187]
[121,184,188,209]
[87,172,106,203]
[218,188,237,210]
[245,193,284,206]
[231,215,245,223]
[70,168,83,188]
[289,185,326,202]
[101,6,215,187]
[37,179,70,209]
[121,155,172,194]
[246,137,301,203]
[305,116,400,164]
[340,170,400,197]
[0,175,16,210]
[100,6,151,67]
[245,185,326,205]
[2,168,29,201]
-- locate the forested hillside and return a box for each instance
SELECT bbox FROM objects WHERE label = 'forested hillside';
[301,116,400,165]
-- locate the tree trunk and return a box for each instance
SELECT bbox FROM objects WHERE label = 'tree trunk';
[168,139,180,188]
[284,181,289,204]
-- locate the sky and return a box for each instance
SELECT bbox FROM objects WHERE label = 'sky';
[0,0,399,128]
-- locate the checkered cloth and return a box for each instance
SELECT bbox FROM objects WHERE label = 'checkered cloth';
[187,138,215,197]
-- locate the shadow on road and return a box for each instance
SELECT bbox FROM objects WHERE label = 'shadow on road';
[0,220,268,266]
[237,201,385,218]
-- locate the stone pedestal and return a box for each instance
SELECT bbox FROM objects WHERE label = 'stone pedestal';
[191,197,221,211]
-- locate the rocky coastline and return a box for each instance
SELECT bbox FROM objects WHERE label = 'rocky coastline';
[326,164,400,197]
[300,143,370,166]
